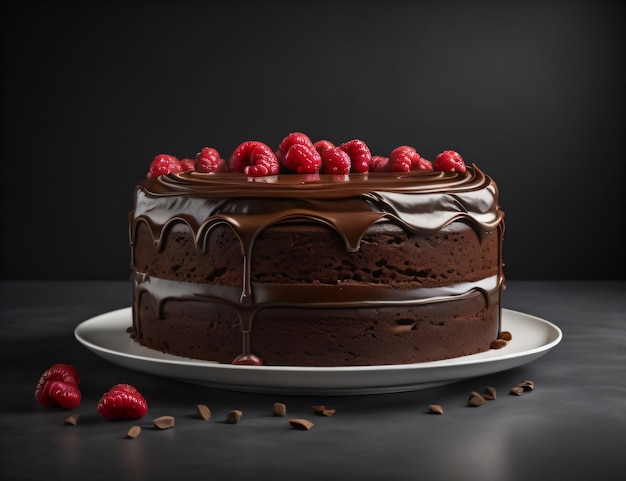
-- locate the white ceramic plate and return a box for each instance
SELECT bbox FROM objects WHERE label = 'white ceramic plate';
[74,308,562,395]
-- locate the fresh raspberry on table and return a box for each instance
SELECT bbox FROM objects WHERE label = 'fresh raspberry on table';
[97,383,148,420]
[35,363,81,409]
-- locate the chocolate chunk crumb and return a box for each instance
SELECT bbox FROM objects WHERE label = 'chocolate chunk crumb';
[428,404,444,415]
[196,404,211,420]
[483,386,497,400]
[273,402,287,417]
[153,415,175,429]
[517,380,534,391]
[468,391,487,407]
[490,339,508,349]
[289,418,314,430]
[499,331,513,341]
[226,410,243,424]
[64,414,79,426]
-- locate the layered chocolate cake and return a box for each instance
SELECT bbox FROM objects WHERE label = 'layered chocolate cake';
[129,133,506,367]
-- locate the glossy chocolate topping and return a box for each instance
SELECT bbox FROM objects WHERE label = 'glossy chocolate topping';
[133,164,502,248]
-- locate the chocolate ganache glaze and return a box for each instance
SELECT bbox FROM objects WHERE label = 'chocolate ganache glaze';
[130,164,505,365]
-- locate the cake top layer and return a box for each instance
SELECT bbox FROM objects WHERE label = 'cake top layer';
[132,133,504,250]
[134,167,502,249]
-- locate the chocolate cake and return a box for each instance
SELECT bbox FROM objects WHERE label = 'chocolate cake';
[129,133,505,367]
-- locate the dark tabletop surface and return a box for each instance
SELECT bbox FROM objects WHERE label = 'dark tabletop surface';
[1,280,624,481]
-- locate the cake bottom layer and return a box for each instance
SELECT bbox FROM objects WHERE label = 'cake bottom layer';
[131,286,501,367]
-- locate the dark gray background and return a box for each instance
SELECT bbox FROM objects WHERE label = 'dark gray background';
[1,0,624,281]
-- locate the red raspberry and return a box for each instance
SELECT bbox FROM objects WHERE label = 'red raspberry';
[97,383,148,420]
[321,147,351,174]
[313,140,335,157]
[282,143,322,174]
[229,141,279,177]
[390,146,433,172]
[338,139,372,173]
[148,154,182,178]
[179,158,195,172]
[370,155,391,172]
[434,150,466,173]
[276,132,315,168]
[390,146,418,172]
[276,132,323,173]
[35,363,81,409]
[150,154,183,176]
[415,157,434,170]
[195,147,226,173]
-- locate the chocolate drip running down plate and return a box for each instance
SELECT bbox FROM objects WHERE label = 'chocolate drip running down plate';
[75,308,562,395]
